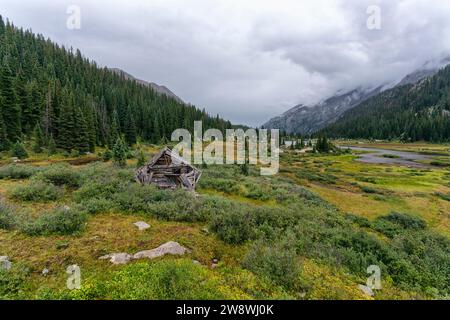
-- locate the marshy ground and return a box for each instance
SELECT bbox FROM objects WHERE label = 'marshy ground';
[0,141,449,300]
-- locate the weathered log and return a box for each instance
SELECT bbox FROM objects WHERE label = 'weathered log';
[136,147,202,191]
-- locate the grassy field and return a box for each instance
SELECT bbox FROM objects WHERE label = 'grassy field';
[0,142,449,300]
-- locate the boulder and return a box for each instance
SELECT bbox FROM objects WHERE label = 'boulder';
[99,253,133,265]
[134,241,190,260]
[0,256,12,270]
[133,221,151,231]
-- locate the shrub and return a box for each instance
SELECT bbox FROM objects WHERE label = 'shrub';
[77,198,116,215]
[10,142,28,160]
[101,149,113,162]
[48,260,233,300]
[0,263,31,299]
[112,137,127,167]
[38,164,81,188]
[344,213,372,228]
[243,239,301,291]
[435,192,450,202]
[0,201,16,230]
[374,212,426,237]
[9,180,63,202]
[361,186,378,194]
[210,209,255,244]
[0,164,41,180]
[20,207,87,236]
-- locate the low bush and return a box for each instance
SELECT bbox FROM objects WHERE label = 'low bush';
[9,180,63,202]
[19,207,87,236]
[0,165,41,180]
[373,212,427,237]
[0,201,16,230]
[0,263,31,299]
[37,164,81,188]
[243,239,301,291]
[210,209,255,244]
[46,260,233,300]
[361,186,378,194]
[435,192,450,201]
[10,143,28,160]
[76,198,116,215]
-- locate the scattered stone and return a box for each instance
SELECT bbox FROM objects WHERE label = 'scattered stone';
[99,253,133,265]
[192,260,201,265]
[134,221,151,231]
[134,242,190,260]
[0,256,12,270]
[42,268,50,276]
[211,263,219,269]
[201,228,209,234]
[212,258,219,264]
[358,284,374,297]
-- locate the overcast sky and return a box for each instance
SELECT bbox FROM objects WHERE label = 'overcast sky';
[2,0,450,126]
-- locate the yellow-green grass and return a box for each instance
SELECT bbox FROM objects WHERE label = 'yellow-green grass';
[280,149,450,237]
[336,140,450,156]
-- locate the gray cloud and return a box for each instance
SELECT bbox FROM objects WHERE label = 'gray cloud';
[1,0,450,126]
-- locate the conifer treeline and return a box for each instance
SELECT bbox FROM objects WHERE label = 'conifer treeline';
[323,65,450,142]
[0,16,232,152]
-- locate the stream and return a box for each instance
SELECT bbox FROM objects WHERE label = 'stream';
[342,146,437,168]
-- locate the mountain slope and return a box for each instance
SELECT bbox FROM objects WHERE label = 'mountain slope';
[323,65,450,142]
[263,58,450,136]
[263,87,382,135]
[109,68,184,104]
[0,15,231,152]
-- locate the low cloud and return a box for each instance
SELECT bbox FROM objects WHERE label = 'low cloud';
[2,0,450,126]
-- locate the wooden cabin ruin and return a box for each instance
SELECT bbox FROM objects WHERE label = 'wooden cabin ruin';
[135,147,202,191]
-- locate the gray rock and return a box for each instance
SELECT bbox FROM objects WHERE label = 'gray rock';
[99,253,133,265]
[42,268,50,276]
[358,284,374,297]
[0,256,12,270]
[134,241,190,260]
[133,221,151,231]
[192,260,201,265]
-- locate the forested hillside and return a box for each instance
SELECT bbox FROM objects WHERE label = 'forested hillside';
[323,66,450,142]
[0,16,231,153]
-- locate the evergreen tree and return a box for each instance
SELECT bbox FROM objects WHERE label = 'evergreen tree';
[10,142,28,159]
[124,107,137,146]
[32,123,44,153]
[135,147,146,168]
[0,114,9,151]
[47,135,56,155]
[0,62,21,143]
[112,136,127,167]
[57,101,75,151]
[73,107,90,153]
[0,17,235,154]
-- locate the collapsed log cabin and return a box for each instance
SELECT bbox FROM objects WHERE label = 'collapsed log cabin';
[135,147,202,191]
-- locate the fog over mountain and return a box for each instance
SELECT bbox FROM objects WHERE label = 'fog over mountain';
[2,0,450,126]
[263,57,450,135]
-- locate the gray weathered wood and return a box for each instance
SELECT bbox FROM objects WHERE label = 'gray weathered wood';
[135,147,202,191]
